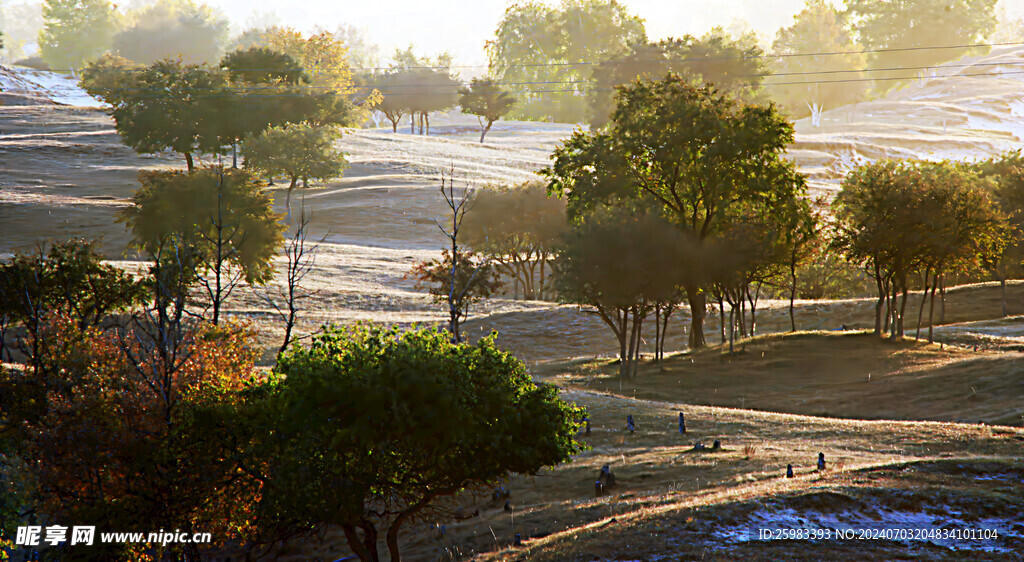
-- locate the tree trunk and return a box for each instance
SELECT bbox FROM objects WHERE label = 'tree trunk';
[411,112,416,134]
[660,305,672,360]
[1001,275,1007,318]
[928,277,939,343]
[185,152,194,172]
[728,305,735,354]
[940,275,946,324]
[341,524,376,562]
[232,142,238,168]
[618,308,629,378]
[898,280,909,338]
[480,119,493,142]
[718,297,726,343]
[425,112,430,135]
[686,287,706,348]
[790,260,798,332]
[915,270,930,340]
[654,305,661,362]
[286,176,298,217]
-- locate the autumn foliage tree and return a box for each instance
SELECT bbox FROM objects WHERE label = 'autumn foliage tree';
[0,314,262,560]
[121,167,285,324]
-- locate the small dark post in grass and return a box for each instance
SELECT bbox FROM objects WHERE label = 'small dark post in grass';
[679,412,686,434]
[787,464,794,478]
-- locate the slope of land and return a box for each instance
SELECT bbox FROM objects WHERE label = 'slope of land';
[266,389,1024,561]
[560,331,1024,426]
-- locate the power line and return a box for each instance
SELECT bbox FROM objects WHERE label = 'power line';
[11,56,1023,96]
[7,65,1024,99]
[31,40,1024,75]
[345,40,1024,72]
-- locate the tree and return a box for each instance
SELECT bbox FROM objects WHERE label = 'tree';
[217,46,309,166]
[262,28,366,127]
[0,239,147,367]
[459,78,517,142]
[121,167,285,324]
[256,205,326,355]
[554,206,699,376]
[369,70,416,132]
[412,173,503,343]
[771,0,868,119]
[1,313,262,560]
[113,0,229,65]
[487,0,646,122]
[461,181,567,299]
[546,74,806,349]
[385,46,460,135]
[38,0,117,72]
[82,57,229,171]
[242,123,348,213]
[588,29,768,129]
[247,324,584,561]
[977,151,1024,317]
[844,0,998,89]
[832,160,1004,340]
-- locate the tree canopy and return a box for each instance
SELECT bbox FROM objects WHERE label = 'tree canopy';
[113,0,229,65]
[487,0,646,122]
[249,324,584,561]
[588,29,767,129]
[458,78,517,142]
[38,0,117,71]
[546,73,806,348]
[242,123,348,212]
[844,0,998,89]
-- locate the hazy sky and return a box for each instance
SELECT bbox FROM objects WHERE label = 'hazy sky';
[199,0,1024,70]
[205,0,816,69]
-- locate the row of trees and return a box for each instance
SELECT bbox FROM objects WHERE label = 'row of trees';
[81,42,352,207]
[411,71,1024,380]
[484,0,1001,124]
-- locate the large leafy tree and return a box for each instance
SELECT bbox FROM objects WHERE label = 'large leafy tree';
[554,206,701,376]
[458,78,517,142]
[241,123,348,213]
[844,0,998,89]
[113,0,229,65]
[121,168,285,324]
[461,181,566,299]
[832,160,1004,339]
[588,29,767,129]
[37,0,117,72]
[243,325,584,562]
[216,46,310,166]
[771,0,868,118]
[488,0,645,123]
[82,57,230,171]
[546,74,806,349]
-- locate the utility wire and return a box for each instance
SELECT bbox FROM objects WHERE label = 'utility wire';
[30,40,1024,74]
